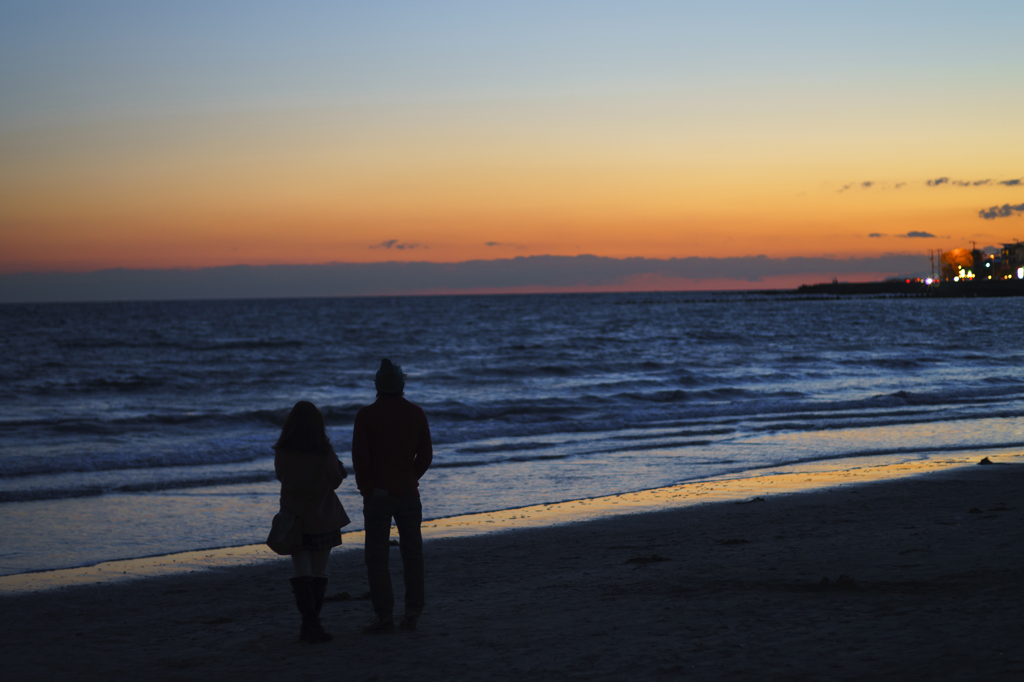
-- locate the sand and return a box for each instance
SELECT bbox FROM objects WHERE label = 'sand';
[2,462,1022,681]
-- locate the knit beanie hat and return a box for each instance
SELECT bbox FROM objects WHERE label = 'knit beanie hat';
[374,358,406,394]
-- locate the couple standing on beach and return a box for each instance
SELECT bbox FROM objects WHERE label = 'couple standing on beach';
[272,358,433,642]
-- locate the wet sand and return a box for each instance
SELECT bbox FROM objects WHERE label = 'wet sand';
[1,454,1007,594]
[3,462,1022,681]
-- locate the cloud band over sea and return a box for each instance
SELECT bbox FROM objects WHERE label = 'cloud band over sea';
[0,255,931,303]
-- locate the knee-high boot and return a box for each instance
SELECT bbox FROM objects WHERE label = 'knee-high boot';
[311,576,329,618]
[310,576,333,642]
[290,576,333,644]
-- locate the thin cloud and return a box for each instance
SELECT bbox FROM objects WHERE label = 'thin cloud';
[898,231,937,238]
[838,181,908,191]
[485,241,528,249]
[926,176,1020,187]
[842,176,1018,191]
[838,181,874,192]
[0,254,933,303]
[868,233,886,238]
[978,203,1024,220]
[370,239,423,250]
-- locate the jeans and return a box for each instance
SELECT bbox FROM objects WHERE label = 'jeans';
[363,493,424,618]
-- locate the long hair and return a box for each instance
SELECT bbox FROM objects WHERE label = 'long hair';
[274,400,330,454]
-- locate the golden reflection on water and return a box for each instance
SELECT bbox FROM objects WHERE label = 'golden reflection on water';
[2,451,1020,594]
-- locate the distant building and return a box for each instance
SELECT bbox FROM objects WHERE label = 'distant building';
[1001,242,1024,279]
[941,243,1024,282]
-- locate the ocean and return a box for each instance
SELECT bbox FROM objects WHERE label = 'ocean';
[2,292,1023,577]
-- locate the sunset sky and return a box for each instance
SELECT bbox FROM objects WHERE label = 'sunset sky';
[2,1,1023,295]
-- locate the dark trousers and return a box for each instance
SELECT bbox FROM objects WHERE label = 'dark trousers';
[363,494,424,618]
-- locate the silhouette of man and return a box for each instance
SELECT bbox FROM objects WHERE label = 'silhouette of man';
[352,358,433,633]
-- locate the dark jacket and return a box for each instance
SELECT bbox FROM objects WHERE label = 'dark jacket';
[351,395,433,497]
[274,444,350,533]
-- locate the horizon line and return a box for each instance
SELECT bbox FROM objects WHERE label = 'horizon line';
[0,253,932,304]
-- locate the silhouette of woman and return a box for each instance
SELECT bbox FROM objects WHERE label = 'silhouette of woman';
[274,400,350,643]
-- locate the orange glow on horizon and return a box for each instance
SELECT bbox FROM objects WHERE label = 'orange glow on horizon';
[2,100,1022,275]
[1,199,1015,274]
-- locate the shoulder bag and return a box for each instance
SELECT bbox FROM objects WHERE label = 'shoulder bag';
[266,511,302,555]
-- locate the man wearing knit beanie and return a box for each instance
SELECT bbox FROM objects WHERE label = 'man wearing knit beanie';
[351,358,433,633]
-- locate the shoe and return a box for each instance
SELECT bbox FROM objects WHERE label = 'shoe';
[363,614,395,634]
[398,614,418,631]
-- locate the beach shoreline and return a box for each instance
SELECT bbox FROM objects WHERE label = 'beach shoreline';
[4,460,1022,680]
[3,451,1020,594]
